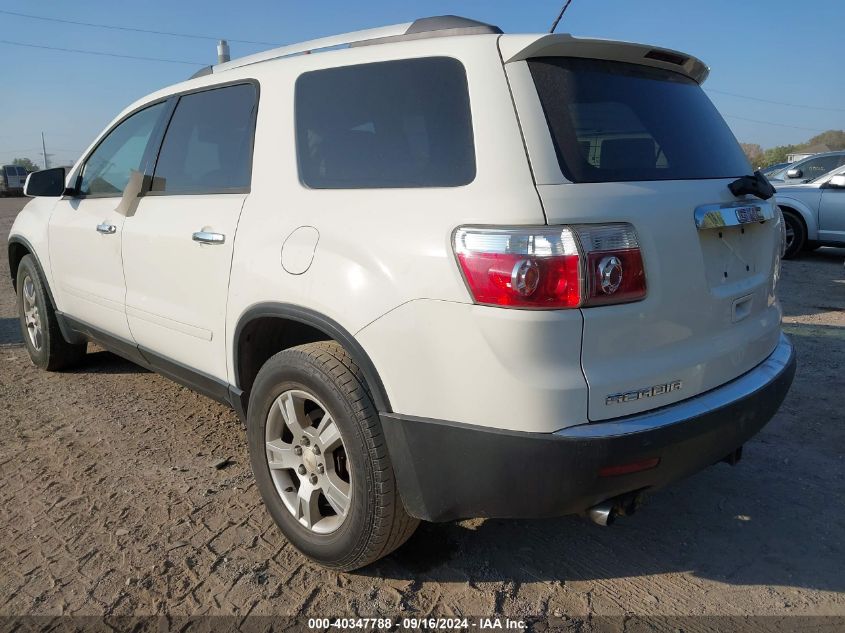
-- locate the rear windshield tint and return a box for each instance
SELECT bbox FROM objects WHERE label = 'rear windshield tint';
[528,58,750,183]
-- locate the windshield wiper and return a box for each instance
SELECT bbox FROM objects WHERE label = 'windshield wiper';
[728,171,776,200]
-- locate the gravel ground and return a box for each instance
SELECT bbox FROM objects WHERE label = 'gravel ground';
[0,196,843,627]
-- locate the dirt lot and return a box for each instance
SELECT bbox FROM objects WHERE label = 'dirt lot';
[0,196,843,627]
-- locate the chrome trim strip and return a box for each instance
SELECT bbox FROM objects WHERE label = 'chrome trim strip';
[694,200,776,229]
[555,333,794,439]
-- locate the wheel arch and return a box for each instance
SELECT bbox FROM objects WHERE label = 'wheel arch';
[8,236,54,303]
[8,235,82,346]
[776,198,817,240]
[233,303,393,415]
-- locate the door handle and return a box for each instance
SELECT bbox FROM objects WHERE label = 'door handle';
[192,231,225,245]
[96,223,117,234]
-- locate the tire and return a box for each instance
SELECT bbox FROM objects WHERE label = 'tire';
[16,254,87,370]
[247,341,418,570]
[782,211,806,259]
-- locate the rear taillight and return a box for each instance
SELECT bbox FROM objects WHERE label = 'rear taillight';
[575,224,647,307]
[453,227,582,308]
[453,223,646,310]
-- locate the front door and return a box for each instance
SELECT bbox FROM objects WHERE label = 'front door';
[818,178,845,243]
[49,101,168,341]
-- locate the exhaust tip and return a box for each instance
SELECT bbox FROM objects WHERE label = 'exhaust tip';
[588,502,616,526]
[587,491,646,526]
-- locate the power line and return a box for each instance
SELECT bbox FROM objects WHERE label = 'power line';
[707,88,845,113]
[550,0,575,33]
[0,39,204,65]
[0,9,274,46]
[723,114,826,133]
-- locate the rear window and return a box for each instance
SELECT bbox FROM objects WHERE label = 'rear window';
[295,57,475,189]
[528,57,750,183]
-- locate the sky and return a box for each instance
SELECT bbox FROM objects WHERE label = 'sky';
[1,0,843,167]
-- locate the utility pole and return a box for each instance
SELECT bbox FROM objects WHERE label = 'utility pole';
[40,132,52,169]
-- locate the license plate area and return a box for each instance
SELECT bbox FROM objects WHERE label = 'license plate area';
[699,223,762,289]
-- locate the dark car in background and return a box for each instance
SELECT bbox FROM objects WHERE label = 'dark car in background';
[761,161,789,177]
[1,165,28,196]
[768,151,845,184]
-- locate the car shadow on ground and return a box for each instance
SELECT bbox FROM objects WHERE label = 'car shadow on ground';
[781,246,845,319]
[0,321,147,373]
[364,455,843,593]
[71,348,150,375]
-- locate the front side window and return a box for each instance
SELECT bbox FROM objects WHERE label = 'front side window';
[78,102,166,196]
[529,57,751,183]
[151,83,257,194]
[295,57,475,189]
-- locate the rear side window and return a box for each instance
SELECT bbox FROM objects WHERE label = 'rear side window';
[295,57,475,189]
[151,83,257,194]
[528,57,751,183]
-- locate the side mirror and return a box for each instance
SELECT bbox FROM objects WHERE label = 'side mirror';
[24,167,67,197]
[786,168,803,179]
[827,174,845,189]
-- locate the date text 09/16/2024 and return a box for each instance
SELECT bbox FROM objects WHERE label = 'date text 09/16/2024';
[306,618,527,630]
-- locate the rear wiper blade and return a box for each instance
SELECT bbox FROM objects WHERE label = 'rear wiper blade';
[728,171,776,200]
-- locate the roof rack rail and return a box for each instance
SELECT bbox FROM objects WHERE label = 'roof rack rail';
[192,15,501,78]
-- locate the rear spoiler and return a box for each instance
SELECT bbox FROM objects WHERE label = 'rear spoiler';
[499,34,709,84]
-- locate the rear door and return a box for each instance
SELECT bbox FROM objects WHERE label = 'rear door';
[122,82,257,383]
[508,53,783,421]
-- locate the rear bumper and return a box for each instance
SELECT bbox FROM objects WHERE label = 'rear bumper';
[381,333,796,522]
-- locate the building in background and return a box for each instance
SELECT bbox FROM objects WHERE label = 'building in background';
[787,143,831,163]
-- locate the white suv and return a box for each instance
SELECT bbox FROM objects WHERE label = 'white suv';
[9,16,796,570]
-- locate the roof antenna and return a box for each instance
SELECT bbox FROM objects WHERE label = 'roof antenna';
[549,0,575,33]
[217,39,230,63]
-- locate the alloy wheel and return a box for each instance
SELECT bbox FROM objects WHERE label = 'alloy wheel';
[784,223,795,252]
[264,389,352,534]
[22,275,43,351]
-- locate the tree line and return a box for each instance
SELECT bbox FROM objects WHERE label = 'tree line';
[7,158,40,172]
[741,130,845,168]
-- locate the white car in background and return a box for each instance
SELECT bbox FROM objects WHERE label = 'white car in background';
[775,164,845,257]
